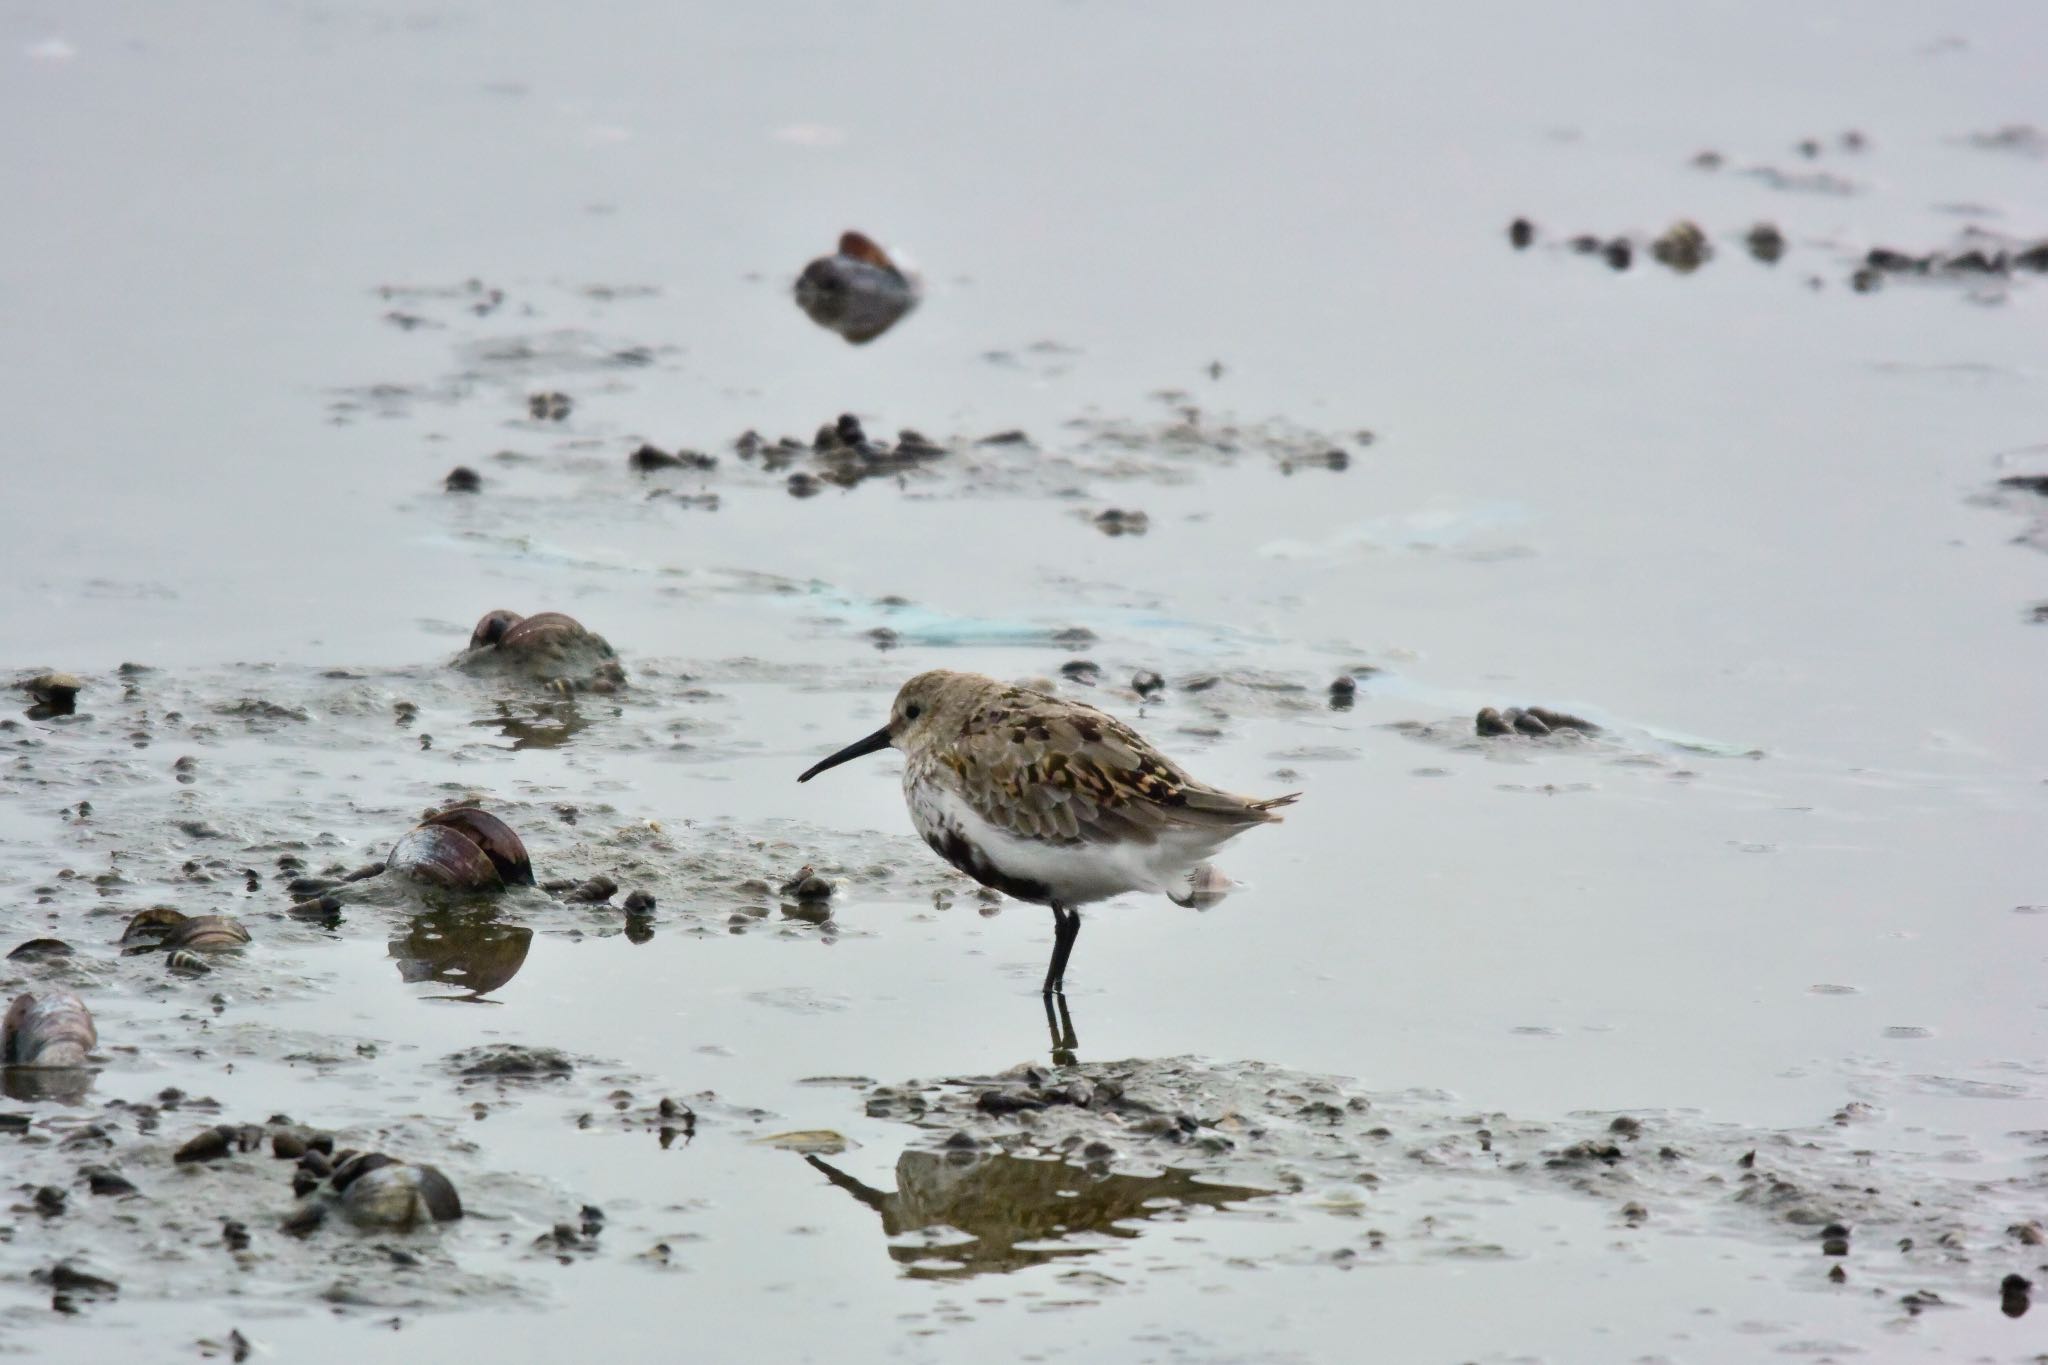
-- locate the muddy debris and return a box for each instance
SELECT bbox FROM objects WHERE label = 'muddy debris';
[448,1044,576,1081]
[20,671,81,717]
[175,1123,266,1164]
[2002,1273,2032,1318]
[1328,675,1358,710]
[1130,669,1165,698]
[527,390,571,421]
[443,465,482,493]
[560,874,618,904]
[1091,507,1149,536]
[1508,217,1534,249]
[793,231,920,344]
[1745,222,1786,263]
[1474,706,1600,738]
[777,865,835,903]
[627,442,717,473]
[457,610,625,693]
[37,1259,119,1311]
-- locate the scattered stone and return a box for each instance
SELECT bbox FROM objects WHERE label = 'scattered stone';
[1746,223,1786,264]
[2001,1273,2032,1318]
[1131,670,1165,698]
[1602,238,1632,271]
[528,391,571,421]
[1508,217,1534,249]
[1650,221,1711,272]
[1092,508,1149,536]
[443,466,481,493]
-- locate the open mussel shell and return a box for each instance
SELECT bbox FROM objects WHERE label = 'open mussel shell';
[469,609,525,650]
[389,825,501,891]
[3,992,98,1068]
[162,915,251,952]
[119,906,189,946]
[287,1150,463,1232]
[388,807,534,892]
[421,807,534,886]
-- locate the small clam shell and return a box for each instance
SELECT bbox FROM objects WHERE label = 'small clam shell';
[389,824,502,892]
[3,992,98,1068]
[161,915,251,952]
[421,807,534,887]
[469,609,525,650]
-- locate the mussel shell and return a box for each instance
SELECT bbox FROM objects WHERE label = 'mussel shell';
[161,915,251,952]
[338,1161,464,1228]
[389,824,502,892]
[496,612,591,652]
[120,906,190,945]
[421,808,534,887]
[2,992,97,1068]
[469,609,525,650]
[793,237,919,344]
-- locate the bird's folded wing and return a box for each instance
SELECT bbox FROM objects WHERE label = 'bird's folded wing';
[943,703,1295,845]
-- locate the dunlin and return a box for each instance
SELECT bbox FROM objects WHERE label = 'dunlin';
[797,670,1297,995]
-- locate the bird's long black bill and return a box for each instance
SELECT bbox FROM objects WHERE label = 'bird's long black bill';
[796,725,893,783]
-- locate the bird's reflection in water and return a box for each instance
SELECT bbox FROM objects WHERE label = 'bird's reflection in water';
[389,909,533,1001]
[806,1147,1270,1279]
[470,700,592,752]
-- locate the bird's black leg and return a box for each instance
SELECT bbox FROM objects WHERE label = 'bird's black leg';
[1043,989,1079,1066]
[1042,903,1081,996]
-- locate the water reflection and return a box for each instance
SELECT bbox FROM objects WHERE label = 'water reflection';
[469,699,593,751]
[388,909,533,1001]
[806,1147,1269,1279]
[1,1067,95,1105]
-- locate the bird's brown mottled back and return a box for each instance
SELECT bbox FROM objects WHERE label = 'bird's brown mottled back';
[893,672,1298,847]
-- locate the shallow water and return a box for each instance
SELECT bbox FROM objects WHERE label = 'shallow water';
[4,1,2047,1360]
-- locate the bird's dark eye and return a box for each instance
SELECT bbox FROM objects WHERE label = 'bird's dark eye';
[905,703,922,721]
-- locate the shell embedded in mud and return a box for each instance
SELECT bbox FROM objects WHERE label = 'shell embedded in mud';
[2,992,98,1068]
[285,1149,463,1232]
[793,231,921,344]
[457,609,625,691]
[121,909,251,954]
[388,807,535,891]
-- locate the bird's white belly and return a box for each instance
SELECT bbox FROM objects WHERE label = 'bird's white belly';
[906,779,1204,907]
